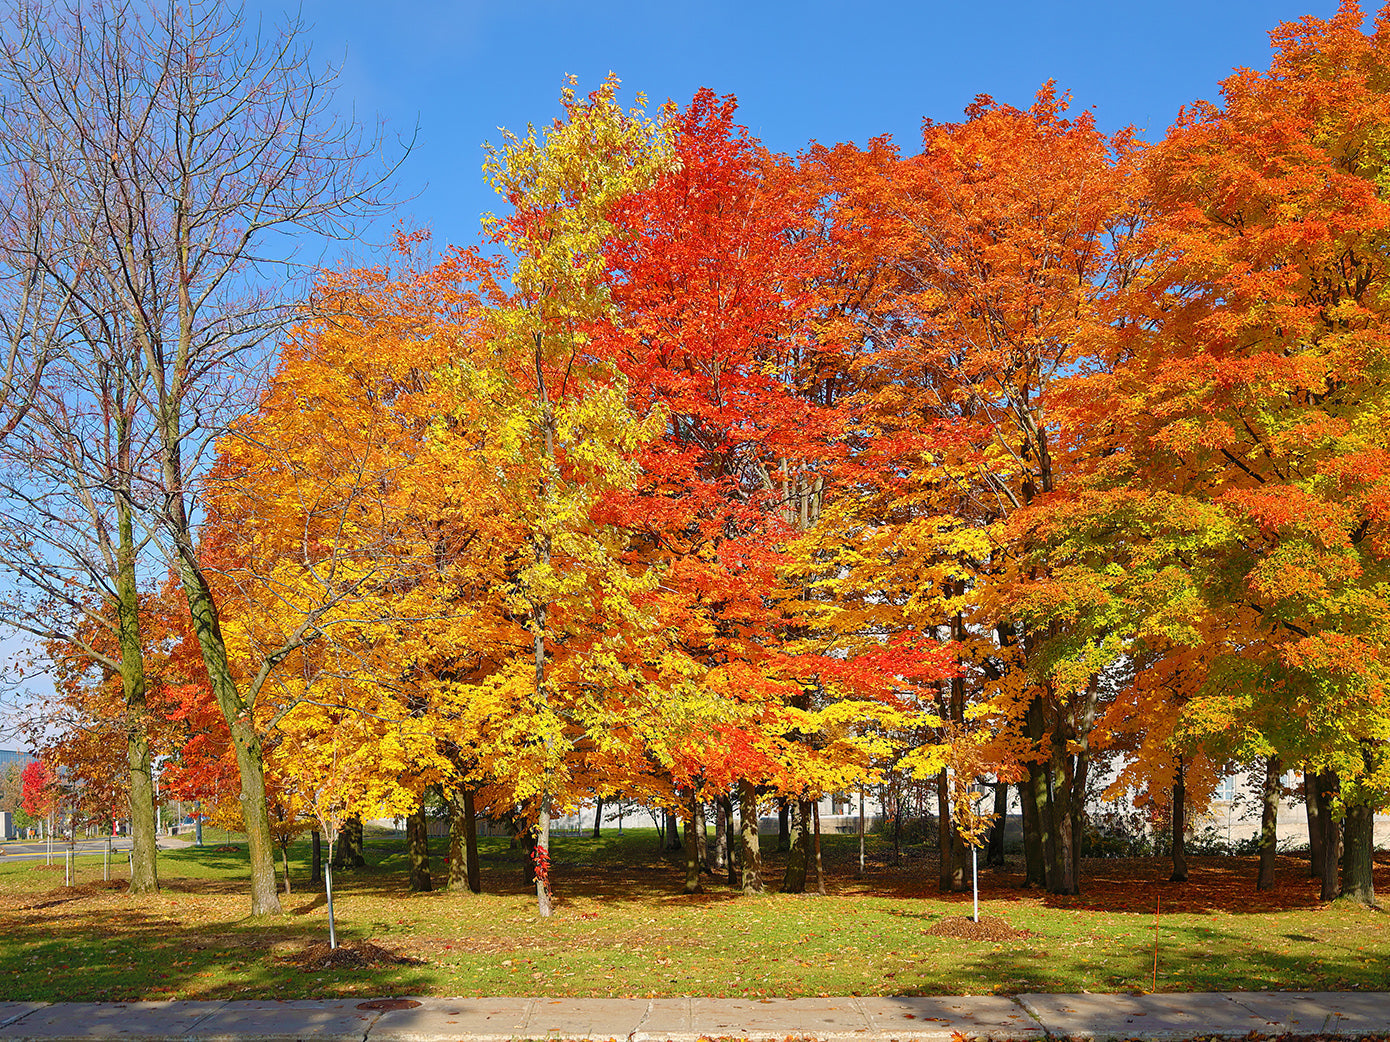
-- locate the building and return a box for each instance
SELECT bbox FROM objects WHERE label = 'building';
[0,748,33,772]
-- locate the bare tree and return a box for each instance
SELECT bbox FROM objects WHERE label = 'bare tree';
[0,128,165,891]
[0,0,406,915]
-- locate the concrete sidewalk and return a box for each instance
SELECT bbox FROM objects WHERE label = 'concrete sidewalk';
[0,992,1387,1041]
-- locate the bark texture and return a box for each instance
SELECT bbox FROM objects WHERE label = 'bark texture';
[739,779,764,894]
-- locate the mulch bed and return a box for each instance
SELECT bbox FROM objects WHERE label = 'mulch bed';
[286,940,425,971]
[925,914,1031,941]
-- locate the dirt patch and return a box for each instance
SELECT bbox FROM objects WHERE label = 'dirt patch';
[926,914,1030,941]
[285,939,425,971]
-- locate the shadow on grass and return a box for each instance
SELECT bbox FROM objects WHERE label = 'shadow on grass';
[4,829,1387,1002]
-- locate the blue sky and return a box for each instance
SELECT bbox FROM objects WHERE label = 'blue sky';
[288,0,1343,255]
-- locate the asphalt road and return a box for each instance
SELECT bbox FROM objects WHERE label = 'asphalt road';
[0,836,133,862]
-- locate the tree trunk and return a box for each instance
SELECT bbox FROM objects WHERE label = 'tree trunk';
[333,815,365,868]
[407,797,433,892]
[592,797,603,838]
[1170,759,1188,883]
[280,840,292,896]
[937,769,964,892]
[664,807,682,850]
[712,798,728,872]
[1025,693,1057,890]
[1070,679,1099,889]
[683,805,701,894]
[1048,711,1079,896]
[447,789,481,893]
[534,805,554,916]
[1257,755,1281,892]
[723,794,738,887]
[739,779,764,894]
[171,548,281,916]
[1340,800,1375,906]
[1305,769,1324,881]
[856,788,866,879]
[986,782,1008,866]
[692,796,707,874]
[1315,770,1341,902]
[518,829,537,887]
[776,801,791,852]
[781,799,810,894]
[310,832,322,885]
[891,792,902,864]
[1020,768,1045,887]
[812,801,826,896]
[116,491,158,896]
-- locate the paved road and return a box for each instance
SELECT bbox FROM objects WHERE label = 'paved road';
[0,839,126,865]
[0,835,193,864]
[0,992,1386,1041]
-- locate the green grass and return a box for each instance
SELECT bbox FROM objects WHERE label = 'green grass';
[1,827,1386,1001]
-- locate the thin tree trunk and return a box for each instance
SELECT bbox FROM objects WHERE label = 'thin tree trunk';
[739,779,764,894]
[986,782,1007,866]
[1315,770,1341,902]
[812,801,826,896]
[693,796,707,874]
[713,798,728,872]
[723,794,738,887]
[592,797,603,838]
[1020,770,1045,887]
[407,797,433,892]
[310,832,322,885]
[1305,769,1325,881]
[776,800,791,852]
[1257,755,1281,892]
[1170,759,1189,883]
[683,805,701,894]
[937,768,959,892]
[116,486,158,896]
[781,799,809,894]
[463,789,480,892]
[280,841,292,896]
[891,790,902,864]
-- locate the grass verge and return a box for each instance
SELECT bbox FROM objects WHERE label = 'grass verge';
[2,828,1386,1001]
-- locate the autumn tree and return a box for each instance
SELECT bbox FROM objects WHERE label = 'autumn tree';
[593,89,858,894]
[799,89,1137,894]
[475,76,679,915]
[1078,1,1390,906]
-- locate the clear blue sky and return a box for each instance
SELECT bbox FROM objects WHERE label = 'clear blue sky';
[287,0,1343,255]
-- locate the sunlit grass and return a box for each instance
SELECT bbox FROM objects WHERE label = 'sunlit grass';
[2,827,1386,1001]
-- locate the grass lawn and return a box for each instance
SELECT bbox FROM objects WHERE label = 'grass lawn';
[1,827,1386,1001]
